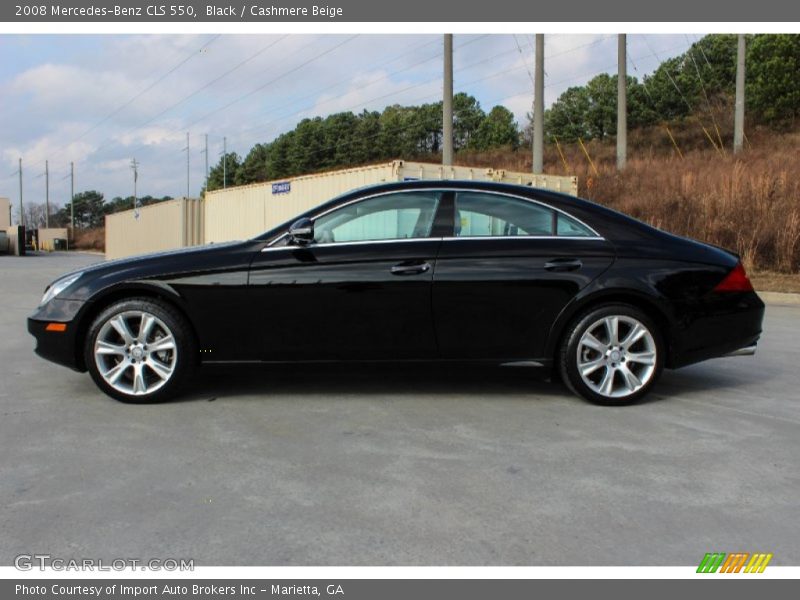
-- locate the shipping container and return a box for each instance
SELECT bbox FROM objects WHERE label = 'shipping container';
[0,197,11,229]
[36,228,69,251]
[105,197,203,260]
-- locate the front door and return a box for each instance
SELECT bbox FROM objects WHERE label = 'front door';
[248,190,445,361]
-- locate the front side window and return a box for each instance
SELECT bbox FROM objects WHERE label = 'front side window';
[313,192,441,244]
[454,192,596,238]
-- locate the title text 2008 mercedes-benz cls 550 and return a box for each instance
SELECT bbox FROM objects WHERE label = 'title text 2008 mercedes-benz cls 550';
[28,180,764,405]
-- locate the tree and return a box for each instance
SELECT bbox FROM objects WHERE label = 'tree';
[63,191,105,228]
[287,117,326,174]
[321,112,360,168]
[235,143,270,186]
[473,106,519,150]
[747,34,800,126]
[350,110,382,164]
[584,74,618,139]
[685,34,739,97]
[378,105,420,158]
[420,102,444,154]
[266,132,295,180]
[544,86,591,141]
[453,92,485,150]
[207,152,241,191]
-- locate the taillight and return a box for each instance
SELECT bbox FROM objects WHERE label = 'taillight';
[713,262,754,292]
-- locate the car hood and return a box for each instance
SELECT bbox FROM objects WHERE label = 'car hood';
[57,241,253,300]
[81,241,244,274]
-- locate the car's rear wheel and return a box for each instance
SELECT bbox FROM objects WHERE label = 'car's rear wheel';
[560,304,663,405]
[85,298,195,403]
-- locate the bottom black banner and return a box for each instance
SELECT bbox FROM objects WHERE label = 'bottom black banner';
[2,579,796,600]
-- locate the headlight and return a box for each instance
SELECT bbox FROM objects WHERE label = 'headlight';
[40,272,83,306]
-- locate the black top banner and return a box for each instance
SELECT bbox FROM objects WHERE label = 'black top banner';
[4,0,800,22]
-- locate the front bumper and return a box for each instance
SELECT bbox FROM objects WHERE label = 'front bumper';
[28,298,87,372]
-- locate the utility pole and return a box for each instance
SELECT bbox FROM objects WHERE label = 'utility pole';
[70,162,75,237]
[617,34,627,171]
[185,132,191,199]
[734,34,746,154]
[130,158,139,216]
[45,159,50,228]
[442,34,454,166]
[18,157,23,227]
[203,133,209,190]
[533,34,544,174]
[223,136,227,189]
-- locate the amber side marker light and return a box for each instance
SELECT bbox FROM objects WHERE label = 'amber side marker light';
[713,262,754,292]
[45,323,68,332]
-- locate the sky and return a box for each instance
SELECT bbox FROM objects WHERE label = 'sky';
[0,33,697,208]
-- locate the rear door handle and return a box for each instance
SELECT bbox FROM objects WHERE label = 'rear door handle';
[390,261,431,276]
[544,258,583,272]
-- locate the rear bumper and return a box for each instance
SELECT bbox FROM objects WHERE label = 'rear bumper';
[669,291,765,368]
[724,344,757,357]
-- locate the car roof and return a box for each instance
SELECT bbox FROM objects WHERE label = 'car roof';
[255,178,658,243]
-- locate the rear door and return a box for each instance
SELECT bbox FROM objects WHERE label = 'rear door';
[432,190,615,360]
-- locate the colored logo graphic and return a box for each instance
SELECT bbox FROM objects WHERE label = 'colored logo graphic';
[697,552,773,573]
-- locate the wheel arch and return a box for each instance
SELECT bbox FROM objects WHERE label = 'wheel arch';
[73,282,200,371]
[545,288,676,369]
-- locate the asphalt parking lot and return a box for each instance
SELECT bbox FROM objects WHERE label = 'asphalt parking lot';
[1,252,799,566]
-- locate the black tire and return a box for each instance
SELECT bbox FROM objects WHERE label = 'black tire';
[559,303,664,406]
[84,297,196,403]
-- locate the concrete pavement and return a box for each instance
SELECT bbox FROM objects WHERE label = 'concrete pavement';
[1,252,798,566]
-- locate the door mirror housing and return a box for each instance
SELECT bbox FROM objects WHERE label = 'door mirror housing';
[288,218,314,245]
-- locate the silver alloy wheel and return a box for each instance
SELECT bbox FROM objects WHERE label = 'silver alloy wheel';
[93,310,178,396]
[576,315,657,399]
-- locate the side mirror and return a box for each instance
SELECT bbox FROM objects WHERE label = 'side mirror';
[288,218,314,245]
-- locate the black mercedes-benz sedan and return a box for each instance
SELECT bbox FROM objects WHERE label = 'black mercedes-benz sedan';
[29,180,764,405]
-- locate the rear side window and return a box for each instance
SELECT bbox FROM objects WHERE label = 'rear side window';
[454,192,596,238]
[557,213,596,237]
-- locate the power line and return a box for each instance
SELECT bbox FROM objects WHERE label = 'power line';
[684,34,726,151]
[512,34,535,87]
[641,36,695,114]
[21,35,222,175]
[90,34,291,158]
[117,35,360,163]
[68,36,220,158]
[246,46,602,168]
[227,38,659,171]
[225,35,493,145]
[210,34,456,137]
[640,35,723,155]
[180,36,359,131]
[227,36,534,147]
[154,37,697,192]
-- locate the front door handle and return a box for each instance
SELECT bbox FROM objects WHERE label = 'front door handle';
[544,258,583,272]
[390,261,431,276]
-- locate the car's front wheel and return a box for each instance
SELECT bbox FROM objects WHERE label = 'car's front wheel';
[84,298,195,403]
[560,304,664,405]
